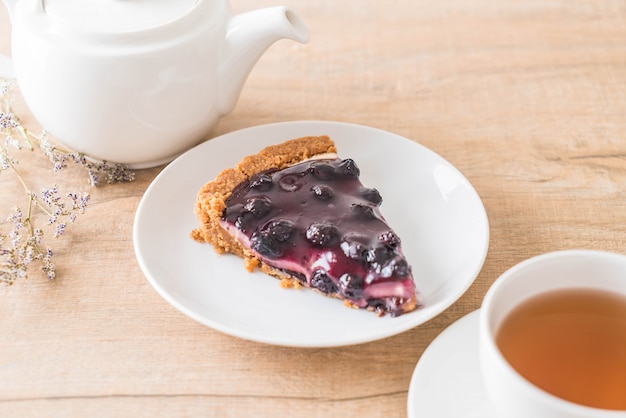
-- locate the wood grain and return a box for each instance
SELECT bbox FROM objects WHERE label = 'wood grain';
[1,0,625,417]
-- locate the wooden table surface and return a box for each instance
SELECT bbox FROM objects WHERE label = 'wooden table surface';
[1,1,625,417]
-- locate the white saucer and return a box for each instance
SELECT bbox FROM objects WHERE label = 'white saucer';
[407,310,498,417]
[133,121,489,347]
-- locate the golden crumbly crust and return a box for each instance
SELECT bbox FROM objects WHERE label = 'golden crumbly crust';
[191,135,337,272]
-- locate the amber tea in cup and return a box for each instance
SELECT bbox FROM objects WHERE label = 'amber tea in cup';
[496,288,626,410]
[480,250,626,418]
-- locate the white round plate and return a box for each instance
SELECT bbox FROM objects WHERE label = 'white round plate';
[133,121,489,347]
[407,310,498,417]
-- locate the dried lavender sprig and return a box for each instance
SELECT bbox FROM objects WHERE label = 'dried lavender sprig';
[58,146,136,186]
[0,167,90,282]
[32,128,135,186]
[0,77,132,283]
[0,205,55,284]
[0,81,83,282]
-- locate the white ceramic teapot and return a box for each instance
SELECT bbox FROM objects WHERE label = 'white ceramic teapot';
[2,0,309,167]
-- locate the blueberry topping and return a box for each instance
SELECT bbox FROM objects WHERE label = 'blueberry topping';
[340,236,369,263]
[351,203,375,220]
[367,247,410,278]
[379,230,401,247]
[310,269,338,294]
[235,211,254,232]
[309,162,336,180]
[249,173,274,191]
[362,188,382,206]
[265,219,295,242]
[250,230,281,258]
[379,256,400,278]
[220,157,415,316]
[393,258,410,277]
[337,158,360,178]
[243,196,272,218]
[306,222,339,247]
[367,244,395,267]
[338,273,364,299]
[250,220,295,258]
[278,173,303,192]
[311,184,334,200]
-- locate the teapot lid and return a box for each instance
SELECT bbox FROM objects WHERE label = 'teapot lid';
[44,0,200,33]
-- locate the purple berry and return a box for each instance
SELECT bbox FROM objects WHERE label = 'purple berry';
[250,220,295,258]
[393,258,410,277]
[337,159,360,178]
[249,172,274,191]
[235,211,254,232]
[362,188,382,206]
[367,244,394,265]
[265,219,295,242]
[340,235,369,263]
[310,270,338,294]
[306,222,338,247]
[250,231,281,258]
[309,162,336,180]
[243,196,272,218]
[379,230,400,247]
[338,273,364,300]
[311,184,334,200]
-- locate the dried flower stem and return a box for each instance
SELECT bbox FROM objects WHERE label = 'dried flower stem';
[0,78,134,284]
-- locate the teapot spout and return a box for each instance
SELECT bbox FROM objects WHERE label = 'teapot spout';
[218,6,309,115]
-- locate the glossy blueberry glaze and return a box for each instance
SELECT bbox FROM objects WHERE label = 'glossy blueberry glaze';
[221,158,417,316]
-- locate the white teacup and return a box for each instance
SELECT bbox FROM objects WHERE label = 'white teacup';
[479,250,626,418]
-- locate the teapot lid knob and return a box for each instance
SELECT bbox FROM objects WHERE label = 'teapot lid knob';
[44,0,199,33]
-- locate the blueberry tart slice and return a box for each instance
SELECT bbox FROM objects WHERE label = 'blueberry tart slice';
[192,135,420,316]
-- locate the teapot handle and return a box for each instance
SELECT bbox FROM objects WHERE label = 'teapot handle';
[0,54,15,79]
